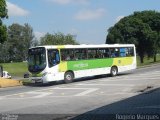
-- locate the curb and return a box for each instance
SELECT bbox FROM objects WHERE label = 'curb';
[0,78,23,88]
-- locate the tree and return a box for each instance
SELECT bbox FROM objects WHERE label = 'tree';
[0,0,8,44]
[106,10,160,63]
[31,38,39,47]
[22,23,34,59]
[6,23,34,62]
[40,32,79,45]
[0,41,10,62]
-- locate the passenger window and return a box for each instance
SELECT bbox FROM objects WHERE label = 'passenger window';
[88,49,98,59]
[103,48,110,58]
[61,49,75,61]
[74,49,87,60]
[120,48,126,57]
[110,48,119,58]
[127,47,134,56]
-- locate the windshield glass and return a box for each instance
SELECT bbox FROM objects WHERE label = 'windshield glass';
[28,47,46,73]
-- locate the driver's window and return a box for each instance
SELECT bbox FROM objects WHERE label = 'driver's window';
[48,49,60,68]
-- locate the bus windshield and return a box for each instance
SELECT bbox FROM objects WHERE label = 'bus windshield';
[28,47,46,73]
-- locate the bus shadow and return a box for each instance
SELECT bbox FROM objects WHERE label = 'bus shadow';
[73,72,132,83]
[23,72,132,87]
[23,82,58,87]
[69,87,160,120]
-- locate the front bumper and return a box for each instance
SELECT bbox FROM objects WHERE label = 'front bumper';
[30,77,43,83]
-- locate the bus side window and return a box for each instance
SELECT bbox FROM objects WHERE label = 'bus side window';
[60,49,66,61]
[115,48,119,57]
[126,47,134,56]
[98,49,104,58]
[48,49,60,67]
[110,48,115,58]
[74,49,87,60]
[110,48,119,58]
[61,49,74,61]
[120,48,126,57]
[88,49,95,59]
[103,48,110,58]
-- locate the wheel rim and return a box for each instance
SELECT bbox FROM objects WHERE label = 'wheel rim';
[112,69,117,75]
[66,74,72,80]
[111,67,117,76]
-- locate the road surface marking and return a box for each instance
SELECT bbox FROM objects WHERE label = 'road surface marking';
[76,83,135,86]
[27,91,52,98]
[75,88,98,96]
[99,77,159,82]
[0,87,99,99]
[51,87,86,89]
[100,91,104,94]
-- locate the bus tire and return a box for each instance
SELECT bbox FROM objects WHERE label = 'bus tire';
[64,72,74,83]
[110,66,118,77]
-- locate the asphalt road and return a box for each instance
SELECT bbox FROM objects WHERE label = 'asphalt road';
[0,64,160,120]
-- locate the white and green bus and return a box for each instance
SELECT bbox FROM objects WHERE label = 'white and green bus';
[28,44,136,83]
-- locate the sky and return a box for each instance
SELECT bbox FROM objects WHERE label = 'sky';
[4,0,160,44]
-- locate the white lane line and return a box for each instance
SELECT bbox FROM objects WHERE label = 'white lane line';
[99,77,159,82]
[51,87,99,96]
[0,88,54,98]
[0,87,78,98]
[1,92,138,99]
[0,87,99,99]
[75,88,99,96]
[76,83,135,86]
[50,87,93,90]
[27,91,52,98]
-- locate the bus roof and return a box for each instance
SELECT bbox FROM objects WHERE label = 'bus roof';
[30,44,135,49]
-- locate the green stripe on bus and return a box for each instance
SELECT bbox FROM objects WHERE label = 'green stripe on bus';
[67,58,113,71]
[59,57,134,72]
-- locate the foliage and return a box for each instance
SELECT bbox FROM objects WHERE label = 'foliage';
[0,41,10,62]
[40,32,79,45]
[0,23,34,62]
[0,0,8,44]
[106,10,160,63]
[0,23,79,63]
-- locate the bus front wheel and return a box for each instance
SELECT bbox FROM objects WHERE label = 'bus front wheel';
[64,72,74,83]
[110,66,118,77]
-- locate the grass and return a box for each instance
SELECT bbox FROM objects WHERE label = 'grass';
[0,62,28,77]
[137,54,160,67]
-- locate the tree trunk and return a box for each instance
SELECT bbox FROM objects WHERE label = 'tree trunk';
[154,54,156,62]
[140,56,144,63]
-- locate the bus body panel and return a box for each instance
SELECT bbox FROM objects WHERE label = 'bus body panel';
[28,44,137,83]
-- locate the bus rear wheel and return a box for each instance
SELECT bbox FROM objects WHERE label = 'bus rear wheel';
[64,72,74,83]
[110,66,118,77]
